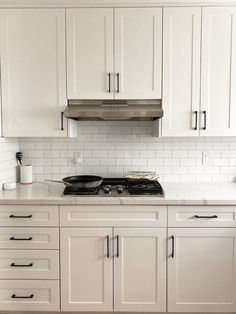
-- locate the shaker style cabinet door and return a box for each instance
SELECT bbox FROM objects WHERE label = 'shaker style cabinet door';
[201,7,236,136]
[168,228,236,312]
[162,7,201,136]
[114,8,162,99]
[114,228,166,312]
[66,9,113,99]
[60,228,113,311]
[0,9,68,137]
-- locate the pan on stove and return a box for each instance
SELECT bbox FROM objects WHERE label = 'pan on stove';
[46,175,103,189]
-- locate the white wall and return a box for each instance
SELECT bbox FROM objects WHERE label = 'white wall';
[18,121,236,183]
[0,137,19,188]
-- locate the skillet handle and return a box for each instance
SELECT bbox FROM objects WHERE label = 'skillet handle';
[45,179,72,187]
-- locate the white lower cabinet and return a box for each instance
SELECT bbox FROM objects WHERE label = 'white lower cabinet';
[60,227,166,312]
[168,228,236,312]
[60,228,113,311]
[0,279,59,311]
[114,228,166,312]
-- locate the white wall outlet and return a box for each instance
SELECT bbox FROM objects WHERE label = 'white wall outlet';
[73,152,83,165]
[202,151,212,165]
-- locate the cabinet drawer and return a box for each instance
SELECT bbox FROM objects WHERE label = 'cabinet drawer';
[0,280,59,311]
[60,205,167,227]
[0,205,59,226]
[0,250,59,279]
[168,206,236,227]
[0,228,59,249]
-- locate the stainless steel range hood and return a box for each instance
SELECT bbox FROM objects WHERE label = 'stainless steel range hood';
[64,99,163,121]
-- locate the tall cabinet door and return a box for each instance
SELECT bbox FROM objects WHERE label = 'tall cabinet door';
[162,7,201,137]
[66,9,113,99]
[115,8,162,99]
[114,228,166,312]
[0,9,68,137]
[60,228,113,311]
[168,228,236,312]
[201,7,236,136]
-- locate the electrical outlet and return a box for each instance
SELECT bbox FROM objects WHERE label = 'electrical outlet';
[73,152,83,165]
[202,151,212,165]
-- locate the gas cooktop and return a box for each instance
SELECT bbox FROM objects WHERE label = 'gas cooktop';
[63,177,164,197]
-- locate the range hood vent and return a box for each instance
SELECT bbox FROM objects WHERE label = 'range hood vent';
[64,99,163,121]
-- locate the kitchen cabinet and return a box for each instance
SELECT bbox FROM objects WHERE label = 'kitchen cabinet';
[60,226,166,312]
[168,228,236,312]
[162,7,201,137]
[66,8,162,99]
[201,7,236,136]
[114,228,166,312]
[162,6,236,137]
[0,9,76,137]
[66,8,113,99]
[60,228,113,311]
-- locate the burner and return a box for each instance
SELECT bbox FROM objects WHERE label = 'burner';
[127,180,164,195]
[63,186,100,195]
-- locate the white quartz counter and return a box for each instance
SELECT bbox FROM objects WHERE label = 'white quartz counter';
[0,182,236,205]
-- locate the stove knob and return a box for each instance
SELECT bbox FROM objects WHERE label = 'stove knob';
[117,185,124,194]
[103,185,111,194]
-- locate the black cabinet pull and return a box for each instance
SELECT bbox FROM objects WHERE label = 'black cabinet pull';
[171,235,175,258]
[194,214,218,219]
[193,111,198,130]
[61,112,64,131]
[10,236,33,241]
[11,294,34,299]
[9,214,32,219]
[117,73,120,93]
[11,263,33,267]
[108,73,111,93]
[202,111,207,130]
[116,235,120,258]
[106,235,110,258]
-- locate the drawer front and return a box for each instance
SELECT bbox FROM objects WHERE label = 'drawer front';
[0,280,59,311]
[0,250,59,279]
[60,205,167,227]
[168,206,236,227]
[0,205,59,226]
[0,228,59,249]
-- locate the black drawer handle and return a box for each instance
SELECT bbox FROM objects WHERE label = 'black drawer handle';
[11,263,33,268]
[10,237,33,241]
[11,294,34,299]
[194,215,218,219]
[9,214,32,219]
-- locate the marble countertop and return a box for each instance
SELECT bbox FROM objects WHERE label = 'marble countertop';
[0,182,236,205]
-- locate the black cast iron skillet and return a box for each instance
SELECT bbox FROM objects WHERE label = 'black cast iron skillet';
[46,175,103,189]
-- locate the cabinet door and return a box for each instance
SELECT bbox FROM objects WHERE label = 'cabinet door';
[60,228,113,311]
[201,7,236,136]
[115,8,162,99]
[168,228,236,312]
[162,7,201,136]
[66,9,113,99]
[0,9,68,137]
[114,228,166,312]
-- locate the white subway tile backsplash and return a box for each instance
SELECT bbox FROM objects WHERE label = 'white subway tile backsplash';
[14,121,236,183]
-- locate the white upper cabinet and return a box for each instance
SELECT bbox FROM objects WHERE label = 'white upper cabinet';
[66,9,114,99]
[114,8,162,99]
[66,8,162,100]
[168,228,236,312]
[162,7,201,137]
[201,7,236,136]
[114,228,166,312]
[0,9,70,137]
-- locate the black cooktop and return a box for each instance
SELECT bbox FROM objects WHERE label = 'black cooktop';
[63,177,164,196]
